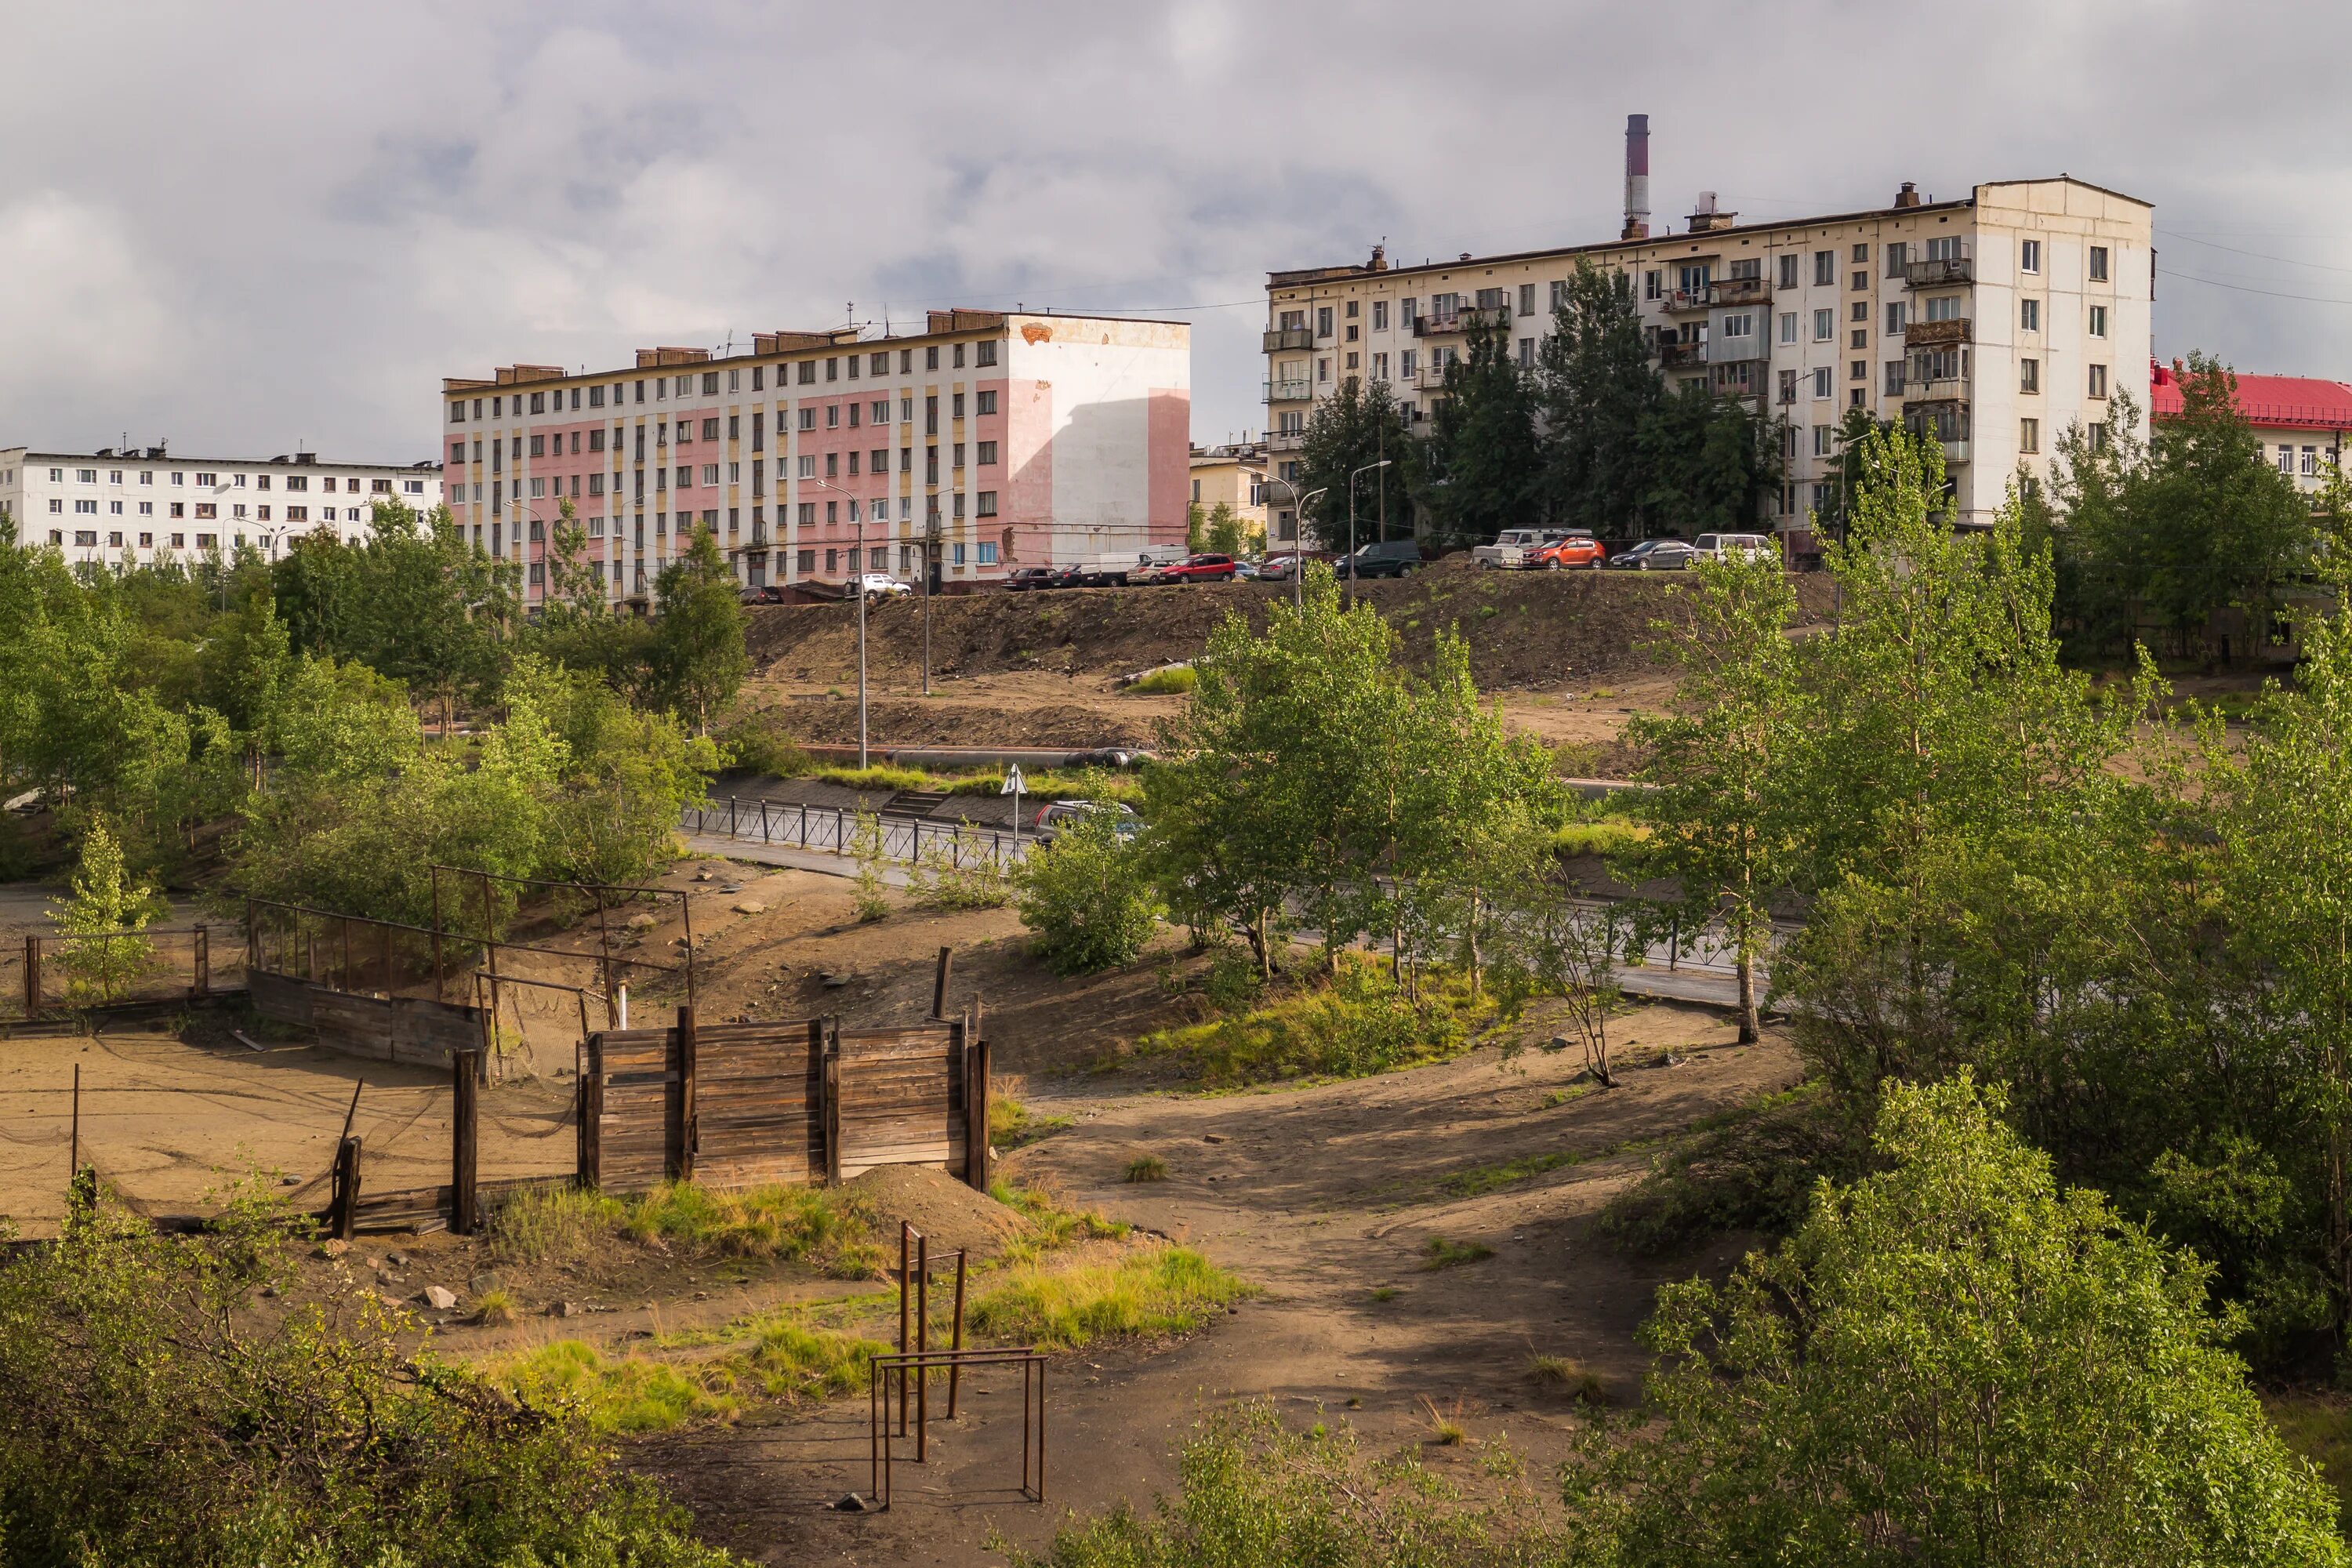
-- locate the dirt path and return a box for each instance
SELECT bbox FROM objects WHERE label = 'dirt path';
[646,1006,1799,1565]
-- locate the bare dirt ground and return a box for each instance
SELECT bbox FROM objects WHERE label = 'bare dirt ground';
[642,1008,1799,1566]
[739,566,1838,764]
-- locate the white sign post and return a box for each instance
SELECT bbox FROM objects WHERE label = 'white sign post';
[1003,764,1026,863]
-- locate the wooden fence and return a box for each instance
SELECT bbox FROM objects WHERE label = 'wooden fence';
[581,1008,990,1196]
[249,969,491,1072]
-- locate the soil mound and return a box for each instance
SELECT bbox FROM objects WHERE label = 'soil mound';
[839,1165,1028,1258]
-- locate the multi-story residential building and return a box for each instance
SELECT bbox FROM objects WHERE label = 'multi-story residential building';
[1189,441,1269,539]
[1261,172,2153,539]
[0,446,441,570]
[441,309,1189,604]
[2150,359,2351,492]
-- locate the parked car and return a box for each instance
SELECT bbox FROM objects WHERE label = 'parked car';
[1046,563,1094,589]
[1333,539,1426,579]
[1472,528,1573,570]
[1030,799,1142,843]
[1691,532,1776,564]
[738,583,786,604]
[1153,553,1238,584]
[1067,553,1147,586]
[1604,538,1696,572]
[1004,566,1058,592]
[1257,550,1332,582]
[855,572,912,598]
[1530,532,1606,571]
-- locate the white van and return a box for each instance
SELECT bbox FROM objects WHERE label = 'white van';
[1690,532,1777,564]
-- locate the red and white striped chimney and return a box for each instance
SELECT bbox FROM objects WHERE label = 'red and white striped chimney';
[1621,114,1650,240]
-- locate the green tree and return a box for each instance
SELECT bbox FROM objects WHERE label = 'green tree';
[1414,314,1541,550]
[647,525,748,733]
[1296,373,1413,549]
[1626,550,1805,1041]
[1567,1076,2345,1567]
[1017,810,1160,974]
[1641,379,1782,535]
[1536,258,1666,537]
[53,815,165,1005]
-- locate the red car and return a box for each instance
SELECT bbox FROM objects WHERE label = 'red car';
[1530,534,1606,570]
[1154,553,1238,583]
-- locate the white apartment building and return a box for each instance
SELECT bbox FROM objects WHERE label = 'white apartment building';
[1263,176,2154,535]
[441,308,1191,605]
[0,446,442,569]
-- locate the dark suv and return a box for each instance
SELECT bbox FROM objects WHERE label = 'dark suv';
[1333,539,1425,579]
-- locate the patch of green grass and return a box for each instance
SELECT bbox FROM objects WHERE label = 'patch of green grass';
[1135,953,1492,1087]
[1439,1151,1574,1198]
[1595,1081,1852,1258]
[1528,1354,1608,1403]
[1541,1085,1592,1109]
[1369,1286,1399,1303]
[1550,819,1648,858]
[941,765,1144,807]
[990,1095,1076,1149]
[967,1245,1253,1348]
[1419,1236,1493,1271]
[487,1180,880,1277]
[493,1341,739,1433]
[484,1185,626,1269]
[2268,1394,2352,1536]
[1131,666,1197,695]
[1125,1155,1169,1183]
[811,763,948,793]
[710,1316,891,1403]
[989,1178,1130,1257]
[473,1287,517,1326]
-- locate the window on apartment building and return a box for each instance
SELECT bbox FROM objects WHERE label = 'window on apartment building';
[1318,358,1330,383]
[1851,360,1867,382]
[2089,245,2110,282]
[2013,416,2033,453]
[1811,425,1833,458]
[73,499,95,515]
[1926,296,1962,322]
[1885,361,1906,396]
[1777,253,1798,289]
[1512,339,1531,366]
[977,441,998,466]
[1518,282,1537,316]
[2020,298,2040,332]
[1812,366,1832,399]
[2020,238,2042,274]
[1644,270,1661,300]
[1852,270,1868,292]
[1851,300,1868,324]
[1370,299,1389,331]
[825,405,840,429]
[1778,368,1798,403]
[1316,307,1334,337]
[1373,352,1390,380]
[1852,328,1868,350]
[1812,250,1835,286]
[1885,241,1909,276]
[1885,302,1907,335]
[799,408,816,431]
[2089,304,2109,338]
[2088,364,2109,399]
[2277,445,2295,474]
[2304,445,2320,477]
[1813,308,1833,342]
[1778,312,1797,344]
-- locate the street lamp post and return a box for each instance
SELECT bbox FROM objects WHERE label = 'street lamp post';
[1346,459,1392,607]
[803,476,870,768]
[1261,477,1327,609]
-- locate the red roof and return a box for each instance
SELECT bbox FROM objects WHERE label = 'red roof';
[2150,359,2352,432]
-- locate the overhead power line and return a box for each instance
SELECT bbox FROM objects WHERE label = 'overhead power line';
[2156,227,2352,278]
[2158,266,2352,307]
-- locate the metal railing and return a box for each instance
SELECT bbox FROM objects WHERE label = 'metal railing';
[1264,379,1311,402]
[1904,254,1973,288]
[683,799,1033,868]
[1261,327,1314,352]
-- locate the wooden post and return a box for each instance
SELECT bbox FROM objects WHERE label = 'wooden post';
[822,1023,843,1185]
[579,1034,604,1189]
[192,925,209,998]
[338,1077,364,1146]
[930,946,953,1020]
[379,921,393,998]
[339,916,352,993]
[898,1221,912,1436]
[68,1061,79,1177]
[948,1248,968,1417]
[22,933,37,1018]
[245,898,260,978]
[964,1025,992,1192]
[329,1136,362,1240]
[916,1232,930,1461]
[671,1005,698,1184]
[452,1047,481,1236]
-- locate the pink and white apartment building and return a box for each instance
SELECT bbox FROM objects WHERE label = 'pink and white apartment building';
[440,310,1190,603]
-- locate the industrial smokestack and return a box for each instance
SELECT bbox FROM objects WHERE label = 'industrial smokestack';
[1621,114,1650,240]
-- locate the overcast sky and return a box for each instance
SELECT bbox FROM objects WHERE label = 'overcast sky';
[2,0,2345,462]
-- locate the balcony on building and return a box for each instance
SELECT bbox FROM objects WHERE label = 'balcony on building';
[1412,303,1512,338]
[1904,316,1973,350]
[1269,429,1307,453]
[1661,287,1711,314]
[1711,275,1770,308]
[1657,338,1705,369]
[1262,326,1314,353]
[1417,363,1454,391]
[1904,248,1974,289]
[1265,377,1312,403]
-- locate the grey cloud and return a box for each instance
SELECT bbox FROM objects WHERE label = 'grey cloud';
[0,0,2346,461]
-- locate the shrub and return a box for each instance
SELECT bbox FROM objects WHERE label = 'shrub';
[1420,1236,1493,1270]
[1125,1155,1169,1183]
[1131,665,1197,695]
[1137,955,1487,1086]
[907,820,1013,911]
[0,1189,736,1566]
[989,1094,1074,1149]
[717,710,810,779]
[495,1339,739,1434]
[848,808,892,922]
[1014,808,1160,975]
